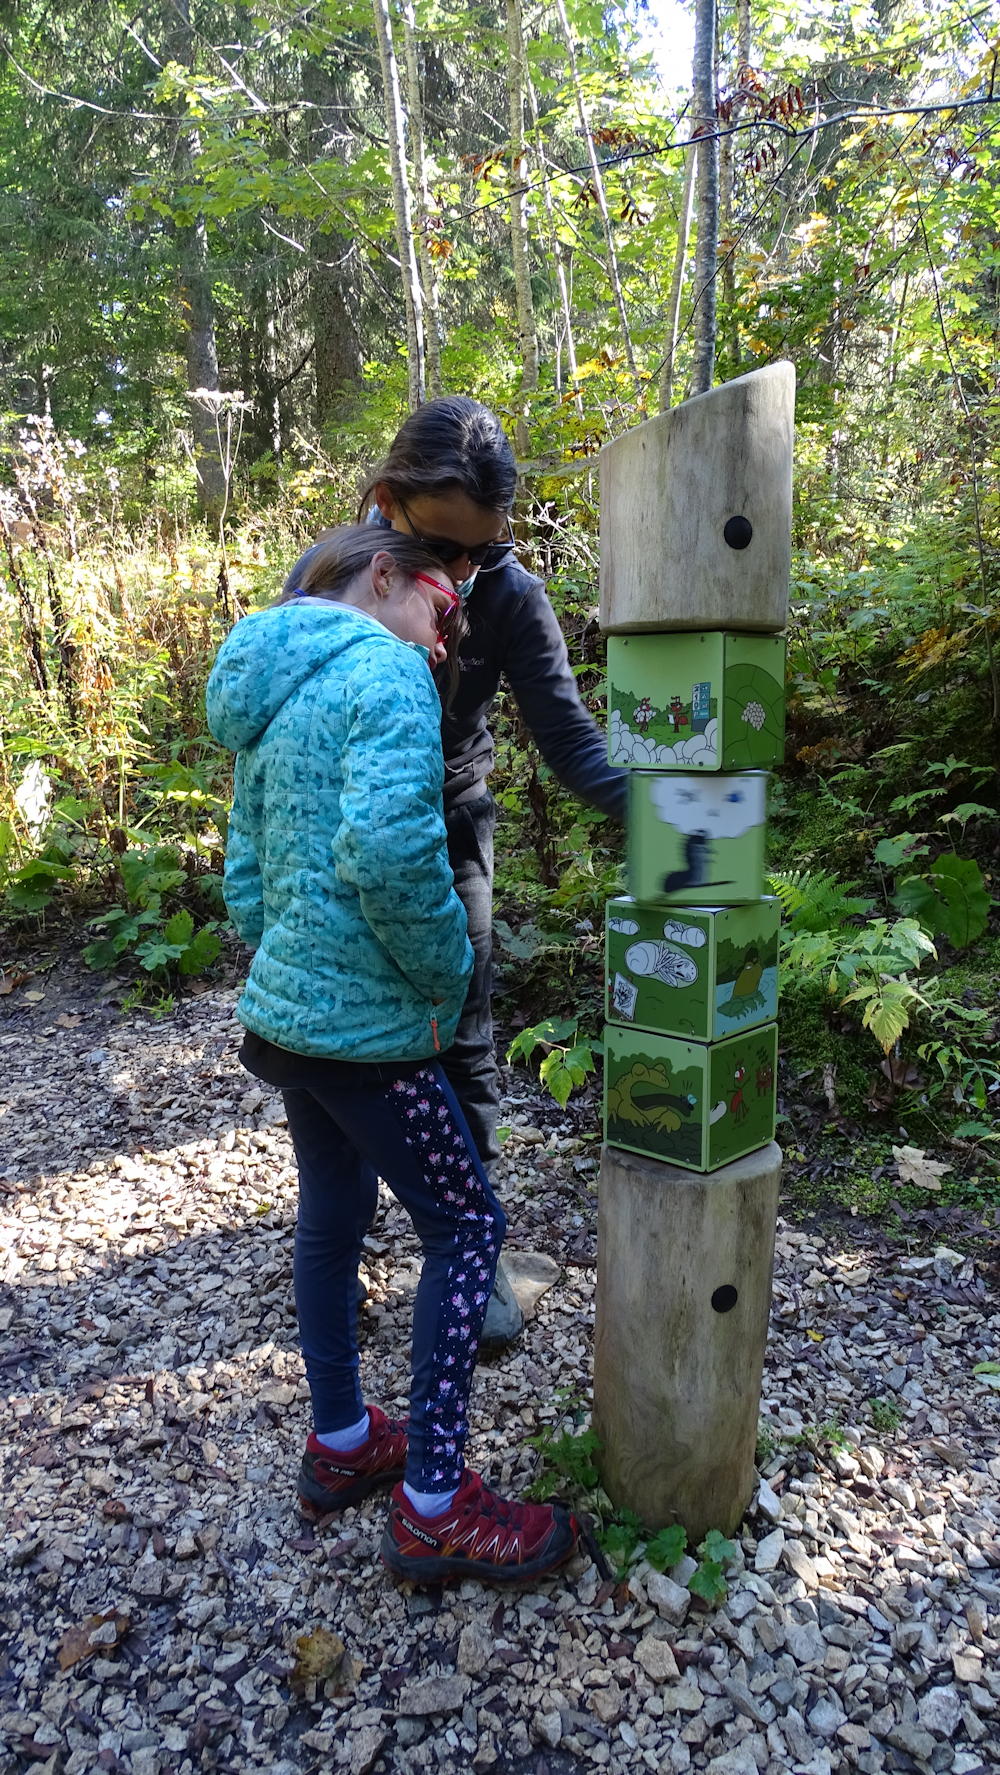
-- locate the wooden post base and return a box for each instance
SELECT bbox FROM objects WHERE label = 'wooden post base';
[593,1140,781,1541]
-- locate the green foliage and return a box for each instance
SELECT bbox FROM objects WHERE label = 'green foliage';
[687,1532,739,1607]
[82,845,221,981]
[768,868,872,932]
[506,1017,601,1108]
[644,1524,687,1572]
[891,854,989,951]
[867,1398,904,1434]
[2,856,77,915]
[524,1410,740,1599]
[524,1422,601,1498]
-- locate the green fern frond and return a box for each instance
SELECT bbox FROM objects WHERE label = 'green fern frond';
[767,868,872,933]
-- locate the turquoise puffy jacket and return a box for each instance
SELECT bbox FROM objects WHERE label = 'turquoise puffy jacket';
[206,599,474,1061]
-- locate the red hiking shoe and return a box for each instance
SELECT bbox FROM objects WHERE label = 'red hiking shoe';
[297,1406,408,1518]
[380,1467,579,1585]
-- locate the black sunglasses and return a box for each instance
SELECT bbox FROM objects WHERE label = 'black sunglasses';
[397,497,512,566]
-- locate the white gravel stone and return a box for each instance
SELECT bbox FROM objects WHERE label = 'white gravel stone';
[646,1571,691,1625]
[917,1683,964,1738]
[754,1529,784,1572]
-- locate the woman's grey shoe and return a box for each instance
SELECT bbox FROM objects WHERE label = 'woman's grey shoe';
[479,1258,524,1349]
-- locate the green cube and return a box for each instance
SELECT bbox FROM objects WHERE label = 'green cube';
[608,632,785,771]
[628,770,767,905]
[604,1022,778,1173]
[606,896,780,1041]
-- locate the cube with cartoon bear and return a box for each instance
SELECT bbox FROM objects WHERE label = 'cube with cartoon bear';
[628,770,768,905]
[604,1021,778,1173]
[608,632,785,771]
[606,896,780,1042]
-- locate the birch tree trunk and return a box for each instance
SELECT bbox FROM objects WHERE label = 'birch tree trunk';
[659,145,696,411]
[401,1,442,398]
[525,73,581,410]
[691,0,720,395]
[720,0,752,376]
[506,0,538,449]
[172,0,225,526]
[552,0,641,395]
[372,0,425,408]
[302,54,363,427]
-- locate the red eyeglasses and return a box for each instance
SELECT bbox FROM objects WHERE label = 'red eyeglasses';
[415,571,461,642]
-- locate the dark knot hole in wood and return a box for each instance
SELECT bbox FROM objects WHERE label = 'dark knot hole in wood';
[723,516,753,550]
[711,1285,739,1313]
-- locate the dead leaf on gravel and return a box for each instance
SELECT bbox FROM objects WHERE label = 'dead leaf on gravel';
[290,1626,359,1692]
[892,1144,952,1191]
[57,1608,131,1671]
[0,968,32,995]
[54,1012,83,1028]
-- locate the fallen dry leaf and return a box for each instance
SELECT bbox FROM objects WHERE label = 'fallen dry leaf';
[291,1626,348,1688]
[23,989,46,1003]
[54,1012,83,1028]
[892,1144,952,1191]
[0,969,32,996]
[57,1609,131,1671]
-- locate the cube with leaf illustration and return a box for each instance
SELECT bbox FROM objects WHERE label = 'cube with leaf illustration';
[608,632,785,771]
[604,1021,778,1173]
[606,895,780,1041]
[628,770,768,904]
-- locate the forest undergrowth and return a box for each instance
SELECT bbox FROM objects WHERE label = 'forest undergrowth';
[1,418,998,1231]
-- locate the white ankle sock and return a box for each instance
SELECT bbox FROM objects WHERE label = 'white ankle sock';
[403,1481,457,1518]
[316,1410,370,1452]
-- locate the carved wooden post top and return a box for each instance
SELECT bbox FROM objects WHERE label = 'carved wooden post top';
[599,362,795,635]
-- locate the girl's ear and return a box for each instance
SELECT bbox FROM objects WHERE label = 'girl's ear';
[370,549,395,599]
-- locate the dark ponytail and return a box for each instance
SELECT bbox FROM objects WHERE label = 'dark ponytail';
[276,523,467,702]
[359,396,517,517]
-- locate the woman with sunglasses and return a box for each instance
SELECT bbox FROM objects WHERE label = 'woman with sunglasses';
[207,525,578,1585]
[286,399,626,1345]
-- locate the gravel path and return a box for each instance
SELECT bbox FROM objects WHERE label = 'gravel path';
[2,966,999,1775]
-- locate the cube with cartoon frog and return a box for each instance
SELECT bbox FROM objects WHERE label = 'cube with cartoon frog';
[608,632,785,771]
[604,1021,778,1173]
[606,896,780,1041]
[628,770,768,904]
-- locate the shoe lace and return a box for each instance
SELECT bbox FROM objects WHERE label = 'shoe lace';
[464,1476,538,1531]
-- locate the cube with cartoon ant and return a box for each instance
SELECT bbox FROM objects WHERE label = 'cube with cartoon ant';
[628,770,768,905]
[604,1021,778,1173]
[607,632,785,771]
[606,895,780,1042]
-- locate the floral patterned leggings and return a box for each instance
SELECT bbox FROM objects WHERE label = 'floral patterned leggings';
[282,1062,505,1492]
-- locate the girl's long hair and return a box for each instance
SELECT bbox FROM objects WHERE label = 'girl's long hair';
[277,523,466,702]
[358,396,517,517]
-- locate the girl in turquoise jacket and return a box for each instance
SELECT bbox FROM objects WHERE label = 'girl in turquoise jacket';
[207,526,576,1587]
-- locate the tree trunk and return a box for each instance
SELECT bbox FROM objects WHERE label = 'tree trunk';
[719,0,751,376]
[659,146,696,411]
[552,0,641,396]
[525,72,581,411]
[302,54,363,429]
[372,0,425,409]
[172,0,226,527]
[691,0,719,396]
[506,0,538,450]
[401,2,443,398]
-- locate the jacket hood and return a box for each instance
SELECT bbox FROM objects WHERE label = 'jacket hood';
[207,600,408,752]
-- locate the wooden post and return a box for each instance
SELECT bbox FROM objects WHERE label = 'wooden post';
[595,362,793,1542]
[599,362,794,634]
[593,1142,781,1541]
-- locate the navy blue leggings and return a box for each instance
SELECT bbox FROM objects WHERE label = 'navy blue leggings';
[282,1062,505,1493]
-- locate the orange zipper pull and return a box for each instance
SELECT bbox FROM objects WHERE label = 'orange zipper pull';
[430,1016,441,1053]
